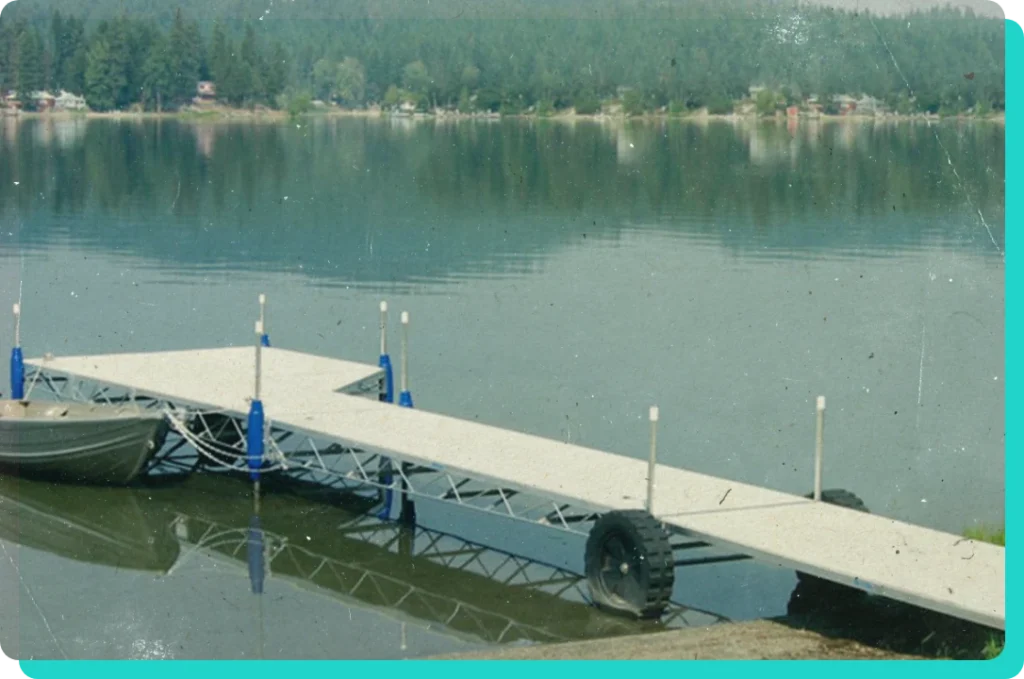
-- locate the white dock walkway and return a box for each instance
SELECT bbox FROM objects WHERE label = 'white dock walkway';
[26,347,1005,630]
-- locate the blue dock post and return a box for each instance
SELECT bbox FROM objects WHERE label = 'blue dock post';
[248,321,266,495]
[397,311,415,526]
[9,304,23,400]
[247,512,265,595]
[377,301,395,519]
[398,311,414,408]
[259,294,271,347]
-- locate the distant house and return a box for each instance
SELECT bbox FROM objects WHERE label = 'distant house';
[786,105,800,118]
[855,95,884,115]
[398,100,417,115]
[30,91,56,111]
[833,94,858,115]
[194,81,217,106]
[54,91,87,111]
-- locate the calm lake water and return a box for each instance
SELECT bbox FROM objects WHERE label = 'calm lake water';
[0,115,1005,659]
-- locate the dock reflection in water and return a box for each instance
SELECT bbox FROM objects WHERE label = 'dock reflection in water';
[0,473,727,656]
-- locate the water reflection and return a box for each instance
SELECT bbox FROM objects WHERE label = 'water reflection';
[0,473,179,573]
[0,116,1003,290]
[0,473,726,657]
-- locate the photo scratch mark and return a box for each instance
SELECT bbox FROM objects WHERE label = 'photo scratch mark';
[0,541,68,658]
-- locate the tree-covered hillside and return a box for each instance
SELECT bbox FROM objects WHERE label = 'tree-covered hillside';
[0,0,1005,114]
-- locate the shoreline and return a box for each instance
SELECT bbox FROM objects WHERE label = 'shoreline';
[3,106,1005,125]
[427,620,925,661]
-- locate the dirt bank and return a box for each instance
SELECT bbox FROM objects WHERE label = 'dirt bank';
[429,620,924,660]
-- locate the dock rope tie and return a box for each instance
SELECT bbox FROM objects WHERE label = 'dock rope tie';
[160,406,291,473]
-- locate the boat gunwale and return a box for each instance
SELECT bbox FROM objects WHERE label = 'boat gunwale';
[0,399,168,426]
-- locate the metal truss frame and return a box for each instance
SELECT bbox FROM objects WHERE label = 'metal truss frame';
[164,510,730,647]
[23,365,752,595]
[24,366,610,534]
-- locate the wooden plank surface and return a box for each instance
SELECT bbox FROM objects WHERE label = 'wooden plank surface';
[25,348,1005,630]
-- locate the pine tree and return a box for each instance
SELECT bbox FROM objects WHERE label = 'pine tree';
[48,9,86,93]
[50,10,65,90]
[0,24,11,96]
[16,28,44,109]
[84,36,121,111]
[142,34,175,111]
[217,42,251,106]
[168,9,201,106]
[104,19,135,109]
[65,41,88,95]
[122,18,157,107]
[262,42,288,103]
[208,23,229,86]
[335,57,365,106]
[312,59,335,101]
[240,23,264,103]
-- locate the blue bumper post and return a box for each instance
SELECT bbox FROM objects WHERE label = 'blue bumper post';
[9,347,23,400]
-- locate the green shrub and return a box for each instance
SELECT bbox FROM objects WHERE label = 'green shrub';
[573,93,601,115]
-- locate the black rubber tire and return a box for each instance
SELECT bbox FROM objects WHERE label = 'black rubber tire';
[795,489,869,588]
[585,509,675,620]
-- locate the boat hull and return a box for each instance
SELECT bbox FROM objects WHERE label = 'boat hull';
[0,401,169,485]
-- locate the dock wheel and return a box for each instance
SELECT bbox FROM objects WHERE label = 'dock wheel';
[585,510,675,620]
[795,489,869,591]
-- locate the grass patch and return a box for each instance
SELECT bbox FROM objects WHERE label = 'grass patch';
[963,524,1004,546]
[785,522,1006,660]
[982,635,1003,660]
[964,524,1004,659]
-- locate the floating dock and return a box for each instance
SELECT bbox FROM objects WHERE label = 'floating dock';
[21,340,1005,632]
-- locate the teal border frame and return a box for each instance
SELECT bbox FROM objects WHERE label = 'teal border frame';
[9,15,1022,679]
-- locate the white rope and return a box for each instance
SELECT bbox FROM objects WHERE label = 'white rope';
[157,406,380,484]
[160,407,290,473]
[267,437,290,469]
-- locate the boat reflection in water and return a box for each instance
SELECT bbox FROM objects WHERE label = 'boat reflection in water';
[0,473,727,650]
[0,472,180,573]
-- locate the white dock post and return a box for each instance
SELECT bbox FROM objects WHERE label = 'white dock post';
[378,301,394,404]
[646,406,659,514]
[375,301,396,520]
[254,320,264,401]
[258,294,270,347]
[400,311,409,394]
[814,396,825,501]
[398,311,413,407]
[380,301,388,357]
[397,311,415,524]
